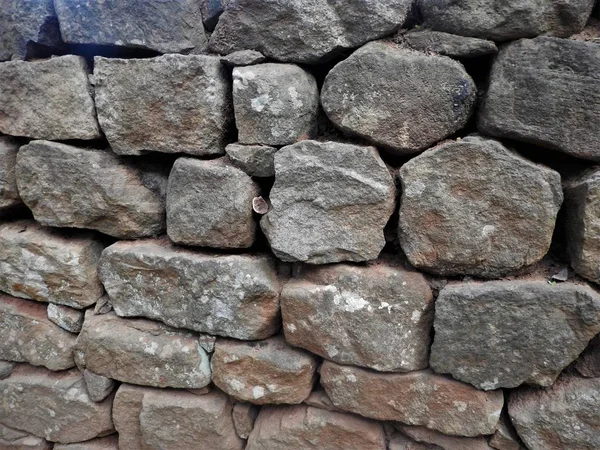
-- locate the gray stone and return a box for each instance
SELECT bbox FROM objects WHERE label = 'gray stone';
[402,30,498,58]
[201,0,230,30]
[223,50,267,67]
[232,403,259,439]
[430,281,600,390]
[209,0,411,63]
[479,37,600,161]
[509,374,600,450]
[0,56,100,140]
[233,63,319,145]
[0,364,114,444]
[93,296,112,315]
[0,220,105,309]
[320,361,503,437]
[113,384,154,450]
[94,54,231,156]
[322,41,476,155]
[54,435,118,450]
[396,425,495,450]
[166,157,259,248]
[398,135,563,278]
[420,0,595,41]
[0,294,76,370]
[16,140,167,239]
[47,303,85,333]
[489,415,525,450]
[0,423,51,450]
[225,143,278,177]
[75,311,211,389]
[0,136,22,214]
[99,238,281,340]
[388,432,434,450]
[0,361,15,379]
[84,370,116,403]
[281,262,433,372]
[261,140,395,264]
[54,0,207,53]
[575,334,600,377]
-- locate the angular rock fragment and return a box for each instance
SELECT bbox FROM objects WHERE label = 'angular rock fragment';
[94,55,231,156]
[232,403,259,439]
[211,336,318,404]
[47,303,85,333]
[398,136,562,277]
[509,374,600,450]
[0,364,114,443]
[396,425,495,450]
[388,433,432,450]
[320,361,503,437]
[281,262,433,372]
[0,56,100,140]
[489,415,524,450]
[54,435,118,450]
[479,37,600,161]
[261,140,395,264]
[166,157,259,248]
[113,384,154,450]
[223,50,267,67]
[0,295,76,370]
[210,0,411,63]
[575,334,600,377]
[233,64,319,145]
[84,370,116,403]
[0,424,51,450]
[0,220,105,308]
[16,140,167,239]
[99,239,281,340]
[225,143,278,177]
[75,311,211,389]
[0,136,22,214]
[0,360,15,379]
[403,30,498,58]
[321,42,476,155]
[430,281,600,390]
[200,0,229,30]
[303,389,341,413]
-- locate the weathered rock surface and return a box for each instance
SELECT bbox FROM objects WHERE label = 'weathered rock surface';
[388,433,433,450]
[223,50,267,67]
[281,262,433,372]
[99,239,280,340]
[0,56,100,140]
[84,370,116,403]
[54,435,118,450]
[211,336,318,404]
[0,361,15,379]
[225,143,278,177]
[139,390,243,450]
[420,0,595,41]
[16,140,167,239]
[430,281,600,390]
[479,37,600,161]
[403,30,498,58]
[398,136,562,278]
[76,311,211,389]
[232,403,259,439]
[113,384,154,450]
[0,423,52,449]
[489,415,524,450]
[0,220,105,308]
[261,140,395,264]
[209,0,411,63]
[0,136,22,214]
[54,0,207,53]
[321,42,476,155]
[509,374,600,450]
[575,334,600,377]
[233,63,319,145]
[246,405,386,450]
[396,425,495,450]
[0,364,114,443]
[320,361,503,437]
[47,303,85,333]
[303,389,341,413]
[200,0,229,30]
[166,157,259,248]
[94,54,231,156]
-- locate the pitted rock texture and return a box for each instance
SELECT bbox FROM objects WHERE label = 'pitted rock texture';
[94,54,231,156]
[0,55,100,140]
[395,425,495,450]
[246,405,387,450]
[76,311,211,389]
[0,424,51,450]
[209,0,411,63]
[0,136,22,214]
[402,30,498,58]
[509,374,600,450]
[54,0,207,53]
[0,364,114,444]
[281,262,434,372]
[261,140,395,264]
[16,140,167,239]
[225,143,278,177]
[575,334,600,377]
[99,239,280,340]
[211,335,318,404]
[232,63,319,145]
[321,41,476,155]
[47,303,84,333]
[320,361,503,437]
[420,0,595,41]
[479,37,600,161]
[166,157,259,248]
[54,435,118,450]
[398,135,563,278]
[0,220,105,308]
[430,281,600,390]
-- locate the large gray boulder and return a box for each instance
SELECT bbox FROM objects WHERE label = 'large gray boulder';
[0,56,100,140]
[16,140,167,239]
[0,136,22,214]
[209,0,411,63]
[322,42,476,155]
[54,0,207,53]
[479,37,600,161]
[398,136,562,278]
[261,140,395,264]
[94,54,231,156]
[430,281,600,390]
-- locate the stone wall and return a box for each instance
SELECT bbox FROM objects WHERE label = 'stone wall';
[1,1,600,449]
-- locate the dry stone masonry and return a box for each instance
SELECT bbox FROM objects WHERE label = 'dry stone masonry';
[0,1,599,449]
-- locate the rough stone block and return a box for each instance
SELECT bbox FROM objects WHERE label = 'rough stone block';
[0,423,52,450]
[232,403,259,439]
[84,370,116,403]
[0,136,22,214]
[225,143,278,177]
[403,30,498,58]
[113,384,154,450]
[47,303,85,334]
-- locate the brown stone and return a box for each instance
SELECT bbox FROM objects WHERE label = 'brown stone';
[232,403,260,439]
[54,435,118,450]
[575,334,600,377]
[303,389,341,413]
[0,423,51,450]
[489,414,524,450]
[396,425,494,450]
[84,370,116,403]
[113,384,155,450]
